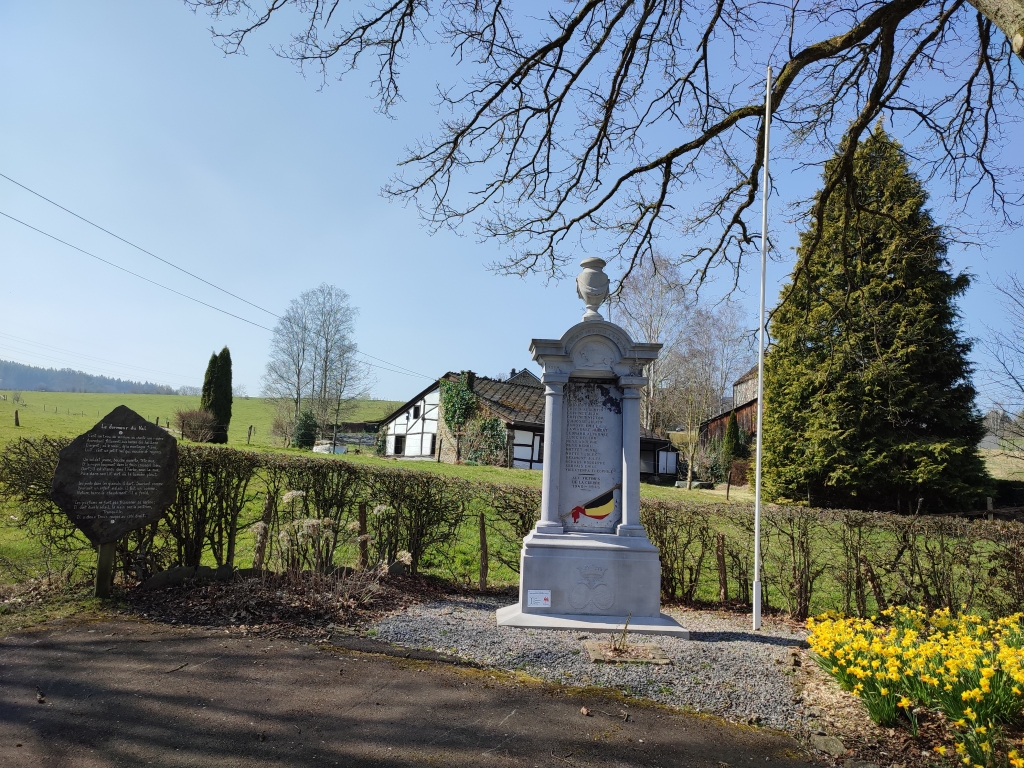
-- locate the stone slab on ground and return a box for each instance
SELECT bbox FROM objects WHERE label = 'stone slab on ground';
[0,619,815,767]
[496,604,689,636]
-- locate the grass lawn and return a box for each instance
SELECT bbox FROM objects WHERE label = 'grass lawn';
[980,448,1024,481]
[0,391,401,450]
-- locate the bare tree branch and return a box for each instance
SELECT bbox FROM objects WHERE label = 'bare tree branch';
[188,0,1023,289]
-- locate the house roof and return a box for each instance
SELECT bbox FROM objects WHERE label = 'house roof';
[734,363,759,386]
[443,372,547,427]
[507,368,543,388]
[385,370,673,448]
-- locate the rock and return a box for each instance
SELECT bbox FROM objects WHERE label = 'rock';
[809,734,846,757]
[235,568,267,579]
[388,561,408,576]
[141,566,196,591]
[215,564,234,582]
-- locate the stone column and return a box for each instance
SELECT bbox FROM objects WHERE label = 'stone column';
[617,381,645,536]
[537,372,569,533]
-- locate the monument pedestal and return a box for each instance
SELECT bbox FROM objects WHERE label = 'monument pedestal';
[497,530,688,637]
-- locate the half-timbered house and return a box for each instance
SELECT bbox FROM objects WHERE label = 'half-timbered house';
[379,370,677,478]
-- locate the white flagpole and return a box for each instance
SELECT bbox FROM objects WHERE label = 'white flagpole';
[753,65,772,632]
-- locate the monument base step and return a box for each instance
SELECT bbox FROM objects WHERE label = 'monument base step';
[495,604,689,638]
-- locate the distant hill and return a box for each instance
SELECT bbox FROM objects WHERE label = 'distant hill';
[0,360,174,395]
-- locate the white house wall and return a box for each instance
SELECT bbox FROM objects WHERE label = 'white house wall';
[385,389,439,457]
[511,428,543,470]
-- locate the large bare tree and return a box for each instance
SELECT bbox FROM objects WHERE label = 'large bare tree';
[610,255,688,431]
[263,283,370,443]
[189,0,1021,290]
[665,302,753,487]
[983,273,1024,461]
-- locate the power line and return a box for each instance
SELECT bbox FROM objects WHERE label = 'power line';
[1,173,434,380]
[0,209,277,331]
[1,210,432,380]
[0,171,279,319]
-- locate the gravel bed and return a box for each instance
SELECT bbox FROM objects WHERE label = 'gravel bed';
[370,596,807,731]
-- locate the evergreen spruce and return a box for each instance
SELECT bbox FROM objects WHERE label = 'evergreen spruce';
[211,346,233,444]
[293,409,318,449]
[762,125,989,512]
[200,353,218,443]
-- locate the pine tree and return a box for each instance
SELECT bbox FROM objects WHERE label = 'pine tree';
[762,125,989,513]
[293,409,318,449]
[211,346,233,444]
[200,352,218,443]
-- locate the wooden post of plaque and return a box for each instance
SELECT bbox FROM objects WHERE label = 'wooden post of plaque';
[50,406,178,598]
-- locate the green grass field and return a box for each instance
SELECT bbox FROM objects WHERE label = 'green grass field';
[0,391,401,450]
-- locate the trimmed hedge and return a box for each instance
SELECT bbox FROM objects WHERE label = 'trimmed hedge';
[2,437,1023,619]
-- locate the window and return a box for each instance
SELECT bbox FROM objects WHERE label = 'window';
[429,434,436,455]
[394,435,406,455]
[413,404,421,419]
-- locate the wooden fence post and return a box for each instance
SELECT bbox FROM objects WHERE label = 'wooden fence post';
[358,502,368,569]
[479,509,489,591]
[716,532,728,603]
[14,409,18,427]
[95,542,117,599]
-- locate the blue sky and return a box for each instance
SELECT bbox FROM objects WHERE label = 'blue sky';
[0,2,1019,403]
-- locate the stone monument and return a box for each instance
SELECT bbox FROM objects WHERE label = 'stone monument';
[496,258,687,636]
[51,405,178,597]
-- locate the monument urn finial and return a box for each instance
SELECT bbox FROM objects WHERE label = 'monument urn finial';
[576,257,609,322]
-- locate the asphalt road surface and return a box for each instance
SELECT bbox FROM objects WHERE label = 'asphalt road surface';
[0,619,816,767]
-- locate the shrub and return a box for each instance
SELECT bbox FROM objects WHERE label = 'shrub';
[464,417,508,466]
[293,409,318,449]
[175,409,216,443]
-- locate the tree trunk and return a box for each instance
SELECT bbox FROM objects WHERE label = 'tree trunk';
[969,0,1024,56]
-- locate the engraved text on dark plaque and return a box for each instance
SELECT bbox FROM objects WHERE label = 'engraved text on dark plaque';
[51,405,178,545]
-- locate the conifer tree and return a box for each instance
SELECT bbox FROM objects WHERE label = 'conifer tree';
[762,126,989,512]
[200,353,218,436]
[211,347,233,444]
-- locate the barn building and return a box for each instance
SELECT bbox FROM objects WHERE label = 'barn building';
[700,364,759,443]
[380,370,678,478]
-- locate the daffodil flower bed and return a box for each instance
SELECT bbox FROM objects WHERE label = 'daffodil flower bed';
[808,607,1024,768]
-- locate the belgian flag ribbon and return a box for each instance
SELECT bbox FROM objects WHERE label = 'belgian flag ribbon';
[564,485,620,524]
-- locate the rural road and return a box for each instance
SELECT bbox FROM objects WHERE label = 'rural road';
[0,619,815,767]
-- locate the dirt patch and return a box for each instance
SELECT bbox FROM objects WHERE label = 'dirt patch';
[794,647,953,767]
[120,571,504,641]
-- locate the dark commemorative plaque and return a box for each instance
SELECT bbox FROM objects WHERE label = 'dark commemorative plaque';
[51,405,178,546]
